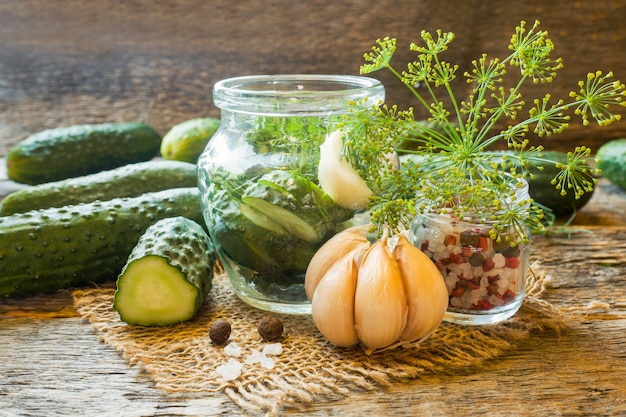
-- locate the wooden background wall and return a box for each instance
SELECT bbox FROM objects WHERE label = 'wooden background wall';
[1,0,625,155]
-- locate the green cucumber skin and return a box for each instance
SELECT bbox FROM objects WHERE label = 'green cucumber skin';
[0,188,204,299]
[6,122,162,185]
[161,117,220,163]
[597,138,626,189]
[1,160,198,215]
[114,217,216,325]
[527,151,595,217]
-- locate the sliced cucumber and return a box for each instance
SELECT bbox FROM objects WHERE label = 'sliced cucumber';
[242,196,320,242]
[113,216,215,326]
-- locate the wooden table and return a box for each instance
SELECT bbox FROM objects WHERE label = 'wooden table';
[1,1,626,414]
[1,164,625,416]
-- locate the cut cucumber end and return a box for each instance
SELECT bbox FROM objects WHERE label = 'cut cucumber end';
[114,255,200,326]
[242,196,320,243]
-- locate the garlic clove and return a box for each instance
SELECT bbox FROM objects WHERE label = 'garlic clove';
[354,234,408,352]
[310,251,360,347]
[304,224,371,300]
[318,129,373,210]
[394,235,448,343]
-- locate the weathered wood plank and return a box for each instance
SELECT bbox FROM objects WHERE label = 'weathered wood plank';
[1,225,625,416]
[1,0,625,155]
[1,2,626,415]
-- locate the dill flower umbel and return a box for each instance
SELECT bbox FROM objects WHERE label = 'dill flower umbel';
[341,20,626,244]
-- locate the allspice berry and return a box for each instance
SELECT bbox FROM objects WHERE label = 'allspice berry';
[209,319,232,345]
[257,316,283,341]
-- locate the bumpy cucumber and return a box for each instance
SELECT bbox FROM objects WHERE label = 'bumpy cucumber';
[6,122,162,185]
[597,138,626,189]
[527,151,595,217]
[0,160,198,215]
[114,217,216,326]
[0,188,204,299]
[161,118,220,163]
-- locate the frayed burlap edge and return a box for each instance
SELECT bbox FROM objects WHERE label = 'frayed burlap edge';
[72,261,577,416]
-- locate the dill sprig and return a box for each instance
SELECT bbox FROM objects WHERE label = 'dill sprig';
[342,20,626,243]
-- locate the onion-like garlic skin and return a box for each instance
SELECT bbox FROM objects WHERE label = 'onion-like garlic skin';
[394,235,448,343]
[311,251,360,347]
[305,228,447,354]
[317,129,373,210]
[354,234,408,351]
[304,224,370,300]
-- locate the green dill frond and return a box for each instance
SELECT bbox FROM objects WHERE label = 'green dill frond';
[412,29,455,55]
[550,146,599,198]
[569,71,626,126]
[528,94,570,136]
[347,20,624,244]
[361,37,397,74]
[465,54,505,91]
[402,54,433,86]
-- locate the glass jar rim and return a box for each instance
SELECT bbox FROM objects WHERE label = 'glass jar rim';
[213,74,385,116]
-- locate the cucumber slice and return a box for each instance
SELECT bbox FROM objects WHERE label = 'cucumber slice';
[242,196,320,242]
[113,216,215,326]
[114,256,200,325]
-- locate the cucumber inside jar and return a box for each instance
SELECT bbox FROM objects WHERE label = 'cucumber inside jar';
[203,170,354,304]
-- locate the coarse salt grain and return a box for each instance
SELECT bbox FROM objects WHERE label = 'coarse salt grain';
[216,358,243,381]
[244,349,263,365]
[458,263,472,278]
[492,253,506,268]
[262,342,283,356]
[224,341,242,357]
[445,273,459,292]
[243,343,283,370]
[260,355,275,370]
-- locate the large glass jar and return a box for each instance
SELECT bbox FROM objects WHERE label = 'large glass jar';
[408,181,531,325]
[198,75,385,314]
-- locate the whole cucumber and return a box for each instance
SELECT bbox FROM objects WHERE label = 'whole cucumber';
[160,118,220,163]
[0,188,204,299]
[0,160,198,215]
[6,122,162,185]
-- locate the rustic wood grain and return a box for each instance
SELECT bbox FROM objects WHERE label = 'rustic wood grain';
[1,0,626,156]
[1,164,625,415]
[1,228,625,416]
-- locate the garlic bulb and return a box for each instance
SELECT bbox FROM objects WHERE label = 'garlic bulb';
[317,129,373,210]
[306,225,448,354]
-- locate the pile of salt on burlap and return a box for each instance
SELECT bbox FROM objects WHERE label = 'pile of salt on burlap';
[73,261,568,416]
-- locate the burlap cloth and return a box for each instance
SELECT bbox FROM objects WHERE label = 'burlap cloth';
[72,262,570,416]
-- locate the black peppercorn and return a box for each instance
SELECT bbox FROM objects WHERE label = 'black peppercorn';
[257,316,283,341]
[209,319,232,345]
